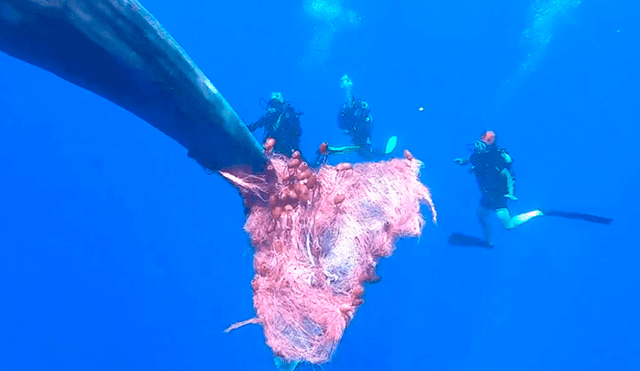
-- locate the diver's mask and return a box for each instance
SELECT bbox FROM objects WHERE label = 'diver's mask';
[268,98,284,109]
[466,139,494,154]
[267,92,285,111]
[469,130,496,154]
[475,139,489,153]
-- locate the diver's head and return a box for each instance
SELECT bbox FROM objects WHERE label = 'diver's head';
[268,92,285,109]
[474,130,496,154]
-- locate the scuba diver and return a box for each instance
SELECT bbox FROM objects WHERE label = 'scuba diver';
[450,130,613,249]
[315,75,396,165]
[248,92,303,158]
[453,130,542,248]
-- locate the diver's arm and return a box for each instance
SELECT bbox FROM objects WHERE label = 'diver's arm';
[501,168,516,199]
[247,117,266,132]
[499,151,516,198]
[454,158,470,165]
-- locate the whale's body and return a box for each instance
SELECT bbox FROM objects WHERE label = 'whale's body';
[0,0,267,172]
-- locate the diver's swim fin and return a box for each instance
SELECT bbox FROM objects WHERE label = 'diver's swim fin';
[384,136,398,155]
[274,357,299,371]
[542,209,613,225]
[448,232,493,249]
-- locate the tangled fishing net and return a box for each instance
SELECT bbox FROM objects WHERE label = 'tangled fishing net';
[222,139,437,368]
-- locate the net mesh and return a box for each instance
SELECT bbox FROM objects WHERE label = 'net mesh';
[222,148,436,366]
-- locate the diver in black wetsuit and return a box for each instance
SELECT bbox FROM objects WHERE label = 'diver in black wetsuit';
[454,130,543,248]
[248,92,303,158]
[314,75,395,165]
[332,97,379,158]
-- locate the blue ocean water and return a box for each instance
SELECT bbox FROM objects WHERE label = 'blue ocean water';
[0,0,638,370]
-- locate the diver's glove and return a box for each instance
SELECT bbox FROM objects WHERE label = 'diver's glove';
[454,158,469,165]
[313,142,330,167]
[504,194,518,201]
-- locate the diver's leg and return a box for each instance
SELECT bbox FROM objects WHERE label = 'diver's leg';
[495,208,543,230]
[327,145,362,155]
[313,145,360,166]
[477,206,492,246]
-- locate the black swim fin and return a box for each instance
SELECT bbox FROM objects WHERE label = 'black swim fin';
[448,232,493,249]
[541,209,613,225]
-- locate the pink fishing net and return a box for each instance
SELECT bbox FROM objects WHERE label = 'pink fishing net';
[222,140,436,367]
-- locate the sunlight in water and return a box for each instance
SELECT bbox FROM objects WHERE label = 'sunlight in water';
[300,0,361,71]
[519,0,582,76]
[495,0,581,109]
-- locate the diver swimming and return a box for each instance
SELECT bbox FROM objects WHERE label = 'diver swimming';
[450,130,613,248]
[315,75,397,165]
[247,92,304,159]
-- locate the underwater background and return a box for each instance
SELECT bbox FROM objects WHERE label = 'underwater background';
[1,0,638,370]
